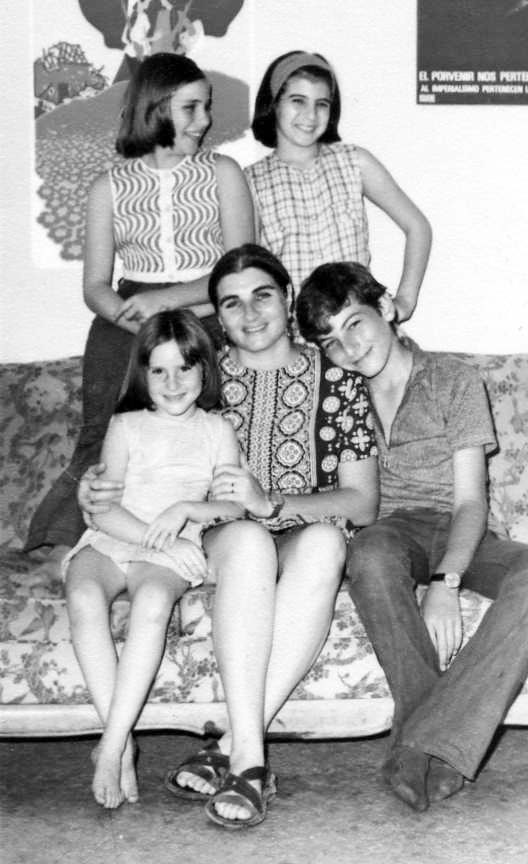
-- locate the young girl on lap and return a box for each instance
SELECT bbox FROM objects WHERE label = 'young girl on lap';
[245,50,431,320]
[64,310,242,809]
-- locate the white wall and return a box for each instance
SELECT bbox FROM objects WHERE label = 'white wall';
[1,0,527,362]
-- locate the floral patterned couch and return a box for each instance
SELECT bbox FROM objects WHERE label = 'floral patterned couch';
[1,352,527,739]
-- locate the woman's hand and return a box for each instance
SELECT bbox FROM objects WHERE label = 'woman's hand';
[115,290,173,328]
[78,463,124,517]
[142,503,189,550]
[210,457,271,518]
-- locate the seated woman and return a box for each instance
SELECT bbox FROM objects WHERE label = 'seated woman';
[79,244,379,829]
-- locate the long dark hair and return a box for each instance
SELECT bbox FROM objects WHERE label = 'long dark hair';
[116,53,209,158]
[117,309,221,412]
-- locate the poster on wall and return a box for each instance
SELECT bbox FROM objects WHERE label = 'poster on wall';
[417,0,528,104]
[33,0,251,266]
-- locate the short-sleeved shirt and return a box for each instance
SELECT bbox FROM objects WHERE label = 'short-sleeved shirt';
[375,340,497,519]
[244,143,370,297]
[219,344,377,532]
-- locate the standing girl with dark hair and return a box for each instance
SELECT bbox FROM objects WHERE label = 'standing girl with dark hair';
[64,309,242,810]
[245,50,431,319]
[26,52,253,569]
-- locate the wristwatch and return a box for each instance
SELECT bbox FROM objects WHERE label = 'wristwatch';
[430,571,462,589]
[267,491,285,519]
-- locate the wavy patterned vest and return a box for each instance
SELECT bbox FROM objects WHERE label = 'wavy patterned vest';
[109,151,224,283]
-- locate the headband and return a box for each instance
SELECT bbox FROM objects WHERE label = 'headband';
[269,52,336,100]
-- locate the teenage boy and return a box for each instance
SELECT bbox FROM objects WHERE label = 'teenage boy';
[296,262,528,812]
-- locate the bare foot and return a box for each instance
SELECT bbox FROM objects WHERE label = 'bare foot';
[121,738,139,804]
[92,744,125,809]
[29,545,71,581]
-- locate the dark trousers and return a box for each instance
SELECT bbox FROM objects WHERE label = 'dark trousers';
[347,509,528,778]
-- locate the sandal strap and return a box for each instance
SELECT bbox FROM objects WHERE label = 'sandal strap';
[172,742,229,785]
[214,766,268,817]
[239,766,267,783]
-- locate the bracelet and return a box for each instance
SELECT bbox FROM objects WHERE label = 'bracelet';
[266,491,285,519]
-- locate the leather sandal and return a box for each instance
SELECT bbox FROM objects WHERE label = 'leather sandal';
[164,741,229,801]
[205,765,277,829]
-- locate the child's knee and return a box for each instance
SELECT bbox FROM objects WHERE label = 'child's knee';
[132,580,176,624]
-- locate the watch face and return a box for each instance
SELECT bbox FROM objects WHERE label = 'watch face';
[444,572,461,589]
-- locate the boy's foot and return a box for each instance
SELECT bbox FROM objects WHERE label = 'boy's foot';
[427,757,464,802]
[382,745,430,811]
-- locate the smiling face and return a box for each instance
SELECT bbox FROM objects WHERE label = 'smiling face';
[215,267,291,362]
[169,78,212,157]
[274,74,332,153]
[317,296,396,379]
[146,340,202,419]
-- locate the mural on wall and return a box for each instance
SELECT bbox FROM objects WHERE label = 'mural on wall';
[34,0,249,262]
[418,0,528,104]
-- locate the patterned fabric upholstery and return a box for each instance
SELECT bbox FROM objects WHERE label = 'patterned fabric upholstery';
[1,353,527,734]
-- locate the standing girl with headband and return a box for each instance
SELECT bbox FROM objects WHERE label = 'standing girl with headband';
[245,50,432,322]
[25,52,253,572]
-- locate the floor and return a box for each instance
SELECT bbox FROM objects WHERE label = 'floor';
[1,727,527,864]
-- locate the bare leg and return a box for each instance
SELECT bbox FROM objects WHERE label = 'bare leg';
[184,521,275,822]
[92,563,187,808]
[262,523,345,725]
[208,523,345,824]
[66,548,127,806]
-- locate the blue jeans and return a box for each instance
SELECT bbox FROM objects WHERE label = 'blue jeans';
[347,509,528,778]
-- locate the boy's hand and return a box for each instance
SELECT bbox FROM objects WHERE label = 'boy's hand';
[421,583,463,672]
[142,504,188,550]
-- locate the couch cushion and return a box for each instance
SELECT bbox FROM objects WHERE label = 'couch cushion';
[0,358,82,548]
[461,353,528,541]
[2,553,509,707]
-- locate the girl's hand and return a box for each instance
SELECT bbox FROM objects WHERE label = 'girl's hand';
[78,463,124,515]
[142,504,189,550]
[115,290,172,327]
[210,457,271,518]
[163,538,208,582]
